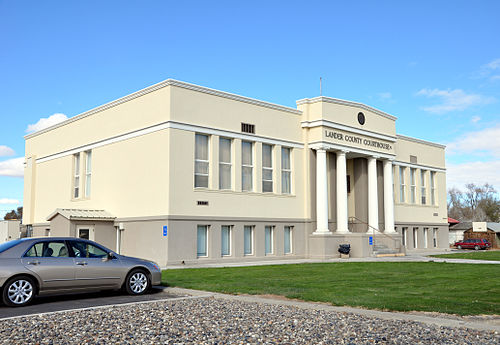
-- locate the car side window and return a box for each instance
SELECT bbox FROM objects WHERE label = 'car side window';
[25,241,70,258]
[69,241,108,258]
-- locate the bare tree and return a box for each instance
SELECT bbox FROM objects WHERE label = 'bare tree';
[448,183,500,222]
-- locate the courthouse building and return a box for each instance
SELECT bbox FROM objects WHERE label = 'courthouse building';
[23,79,448,266]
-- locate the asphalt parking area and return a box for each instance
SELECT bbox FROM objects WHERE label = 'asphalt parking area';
[0,286,183,319]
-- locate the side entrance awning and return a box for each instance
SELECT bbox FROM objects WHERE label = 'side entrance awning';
[46,208,116,222]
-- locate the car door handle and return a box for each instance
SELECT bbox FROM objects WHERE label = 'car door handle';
[27,260,40,265]
[76,261,88,266]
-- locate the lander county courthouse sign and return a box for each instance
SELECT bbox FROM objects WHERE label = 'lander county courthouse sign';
[324,130,393,151]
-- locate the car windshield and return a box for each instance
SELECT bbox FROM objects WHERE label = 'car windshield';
[0,239,22,253]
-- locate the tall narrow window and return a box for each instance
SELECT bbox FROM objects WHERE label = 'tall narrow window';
[221,225,231,256]
[423,227,429,248]
[402,227,407,246]
[197,225,208,257]
[262,144,273,192]
[244,226,253,255]
[410,168,416,203]
[413,227,418,248]
[420,170,426,205]
[242,141,253,191]
[433,228,438,247]
[399,167,406,203]
[281,147,291,194]
[265,226,274,255]
[85,151,92,198]
[219,138,232,190]
[284,226,292,254]
[73,153,80,198]
[430,171,436,205]
[195,134,209,188]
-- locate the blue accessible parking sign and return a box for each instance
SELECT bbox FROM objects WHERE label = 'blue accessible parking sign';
[163,226,168,237]
[369,236,373,245]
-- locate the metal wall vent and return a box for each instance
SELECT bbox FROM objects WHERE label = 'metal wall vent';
[241,123,255,134]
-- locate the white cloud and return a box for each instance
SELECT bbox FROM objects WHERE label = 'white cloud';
[484,58,500,71]
[0,157,24,177]
[378,92,392,99]
[471,116,481,123]
[446,125,500,158]
[491,75,500,81]
[447,160,500,191]
[26,113,68,133]
[0,145,15,157]
[0,198,20,205]
[416,88,494,114]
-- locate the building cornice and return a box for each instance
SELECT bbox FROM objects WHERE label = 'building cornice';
[396,134,446,149]
[301,119,397,142]
[393,160,446,173]
[25,79,302,140]
[35,120,304,164]
[296,96,397,121]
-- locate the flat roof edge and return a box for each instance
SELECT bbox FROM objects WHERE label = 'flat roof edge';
[296,96,397,121]
[396,134,446,148]
[25,79,302,140]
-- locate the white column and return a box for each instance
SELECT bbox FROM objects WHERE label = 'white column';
[367,156,379,232]
[383,159,396,233]
[314,148,330,234]
[336,151,349,233]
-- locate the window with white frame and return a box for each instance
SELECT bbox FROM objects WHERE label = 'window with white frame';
[219,138,232,190]
[433,228,438,248]
[221,225,231,256]
[73,153,80,199]
[265,226,274,255]
[85,150,92,198]
[197,225,208,257]
[243,226,253,255]
[281,147,291,194]
[413,227,418,248]
[410,168,416,204]
[242,141,253,191]
[423,227,429,248]
[399,166,406,203]
[420,170,426,205]
[284,226,292,254]
[262,144,273,192]
[195,134,209,188]
[430,171,436,205]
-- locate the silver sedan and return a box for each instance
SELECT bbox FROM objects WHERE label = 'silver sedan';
[0,237,162,307]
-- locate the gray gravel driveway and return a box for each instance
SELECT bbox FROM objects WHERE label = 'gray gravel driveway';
[0,295,498,344]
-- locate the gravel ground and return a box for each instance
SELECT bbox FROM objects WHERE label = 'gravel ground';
[0,297,498,345]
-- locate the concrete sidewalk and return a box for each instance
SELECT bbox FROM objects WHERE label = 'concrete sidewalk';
[165,249,500,269]
[168,287,500,333]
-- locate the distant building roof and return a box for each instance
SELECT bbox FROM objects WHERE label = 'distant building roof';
[450,221,500,233]
[47,209,115,221]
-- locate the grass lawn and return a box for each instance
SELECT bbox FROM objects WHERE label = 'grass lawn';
[162,262,500,316]
[430,250,500,261]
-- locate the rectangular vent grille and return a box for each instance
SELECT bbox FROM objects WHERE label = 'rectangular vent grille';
[410,155,418,164]
[197,201,209,206]
[433,213,438,216]
[241,123,255,134]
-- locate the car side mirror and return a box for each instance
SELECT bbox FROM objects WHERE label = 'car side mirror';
[102,252,115,262]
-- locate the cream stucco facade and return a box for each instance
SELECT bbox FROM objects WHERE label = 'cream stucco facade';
[23,79,448,266]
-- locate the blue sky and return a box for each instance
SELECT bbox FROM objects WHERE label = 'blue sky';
[1,1,499,214]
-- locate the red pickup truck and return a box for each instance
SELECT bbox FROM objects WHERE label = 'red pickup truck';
[454,239,491,250]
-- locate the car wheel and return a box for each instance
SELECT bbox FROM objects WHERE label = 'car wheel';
[474,245,480,251]
[2,276,36,307]
[457,245,462,250]
[124,269,150,295]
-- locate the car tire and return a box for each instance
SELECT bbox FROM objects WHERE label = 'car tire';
[124,269,150,295]
[457,245,462,250]
[2,276,36,307]
[474,245,480,251]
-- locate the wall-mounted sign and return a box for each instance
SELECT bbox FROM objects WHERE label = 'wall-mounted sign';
[163,226,168,237]
[325,130,392,151]
[369,236,373,245]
